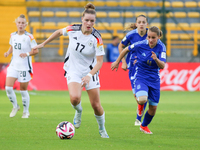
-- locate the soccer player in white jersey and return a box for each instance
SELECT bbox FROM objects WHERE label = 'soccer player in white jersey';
[4,14,39,118]
[33,3,109,138]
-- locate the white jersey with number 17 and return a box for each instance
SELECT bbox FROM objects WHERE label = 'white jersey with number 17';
[62,24,105,76]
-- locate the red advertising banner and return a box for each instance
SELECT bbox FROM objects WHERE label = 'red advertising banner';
[0,62,200,91]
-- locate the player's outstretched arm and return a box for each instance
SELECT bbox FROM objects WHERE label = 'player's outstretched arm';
[4,46,13,58]
[111,47,129,71]
[118,42,127,71]
[33,29,63,50]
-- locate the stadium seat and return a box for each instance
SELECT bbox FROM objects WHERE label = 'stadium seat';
[110,22,123,30]
[150,23,162,29]
[97,22,110,29]
[101,33,112,39]
[124,22,133,29]
[43,22,56,27]
[132,1,145,7]
[165,12,173,18]
[177,23,189,28]
[106,1,118,7]
[108,12,121,18]
[148,12,160,18]
[92,1,105,7]
[145,1,158,7]
[166,23,176,28]
[121,12,134,18]
[117,33,126,39]
[28,11,40,17]
[166,34,179,40]
[96,12,107,18]
[171,1,184,8]
[42,11,54,17]
[158,1,171,7]
[179,34,192,40]
[40,1,53,7]
[57,22,69,27]
[174,12,187,18]
[68,11,81,17]
[55,11,67,17]
[35,33,45,39]
[30,22,42,27]
[198,2,200,7]
[185,1,197,8]
[119,1,131,7]
[190,23,200,28]
[71,22,81,25]
[187,12,200,18]
[135,12,147,18]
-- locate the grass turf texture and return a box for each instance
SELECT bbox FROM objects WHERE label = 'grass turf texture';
[0,90,200,150]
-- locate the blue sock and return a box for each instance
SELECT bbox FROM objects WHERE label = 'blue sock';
[142,111,154,127]
[136,102,147,121]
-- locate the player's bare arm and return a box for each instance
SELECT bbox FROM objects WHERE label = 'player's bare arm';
[151,51,165,69]
[4,46,13,57]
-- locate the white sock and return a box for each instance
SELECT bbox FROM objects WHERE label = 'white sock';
[5,86,18,108]
[95,112,105,130]
[20,90,30,113]
[72,101,82,113]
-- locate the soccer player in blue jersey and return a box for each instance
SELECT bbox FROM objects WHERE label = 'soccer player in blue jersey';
[111,26,166,134]
[118,15,148,126]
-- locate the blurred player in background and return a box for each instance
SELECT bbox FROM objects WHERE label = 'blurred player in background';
[106,36,120,62]
[111,26,166,134]
[118,15,148,126]
[4,14,39,118]
[32,3,109,138]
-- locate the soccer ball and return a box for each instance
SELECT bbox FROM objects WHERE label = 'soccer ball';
[56,121,75,139]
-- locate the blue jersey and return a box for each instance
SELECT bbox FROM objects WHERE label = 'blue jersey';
[106,43,119,62]
[121,28,148,69]
[128,39,166,89]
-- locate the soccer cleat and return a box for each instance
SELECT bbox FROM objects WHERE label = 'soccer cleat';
[99,129,109,138]
[73,110,82,129]
[137,104,145,117]
[9,105,20,117]
[140,125,153,134]
[135,119,141,126]
[22,112,30,118]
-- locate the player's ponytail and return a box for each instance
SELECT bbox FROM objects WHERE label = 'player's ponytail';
[82,3,96,17]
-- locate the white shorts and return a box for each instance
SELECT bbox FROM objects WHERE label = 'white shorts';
[65,72,100,90]
[7,66,32,83]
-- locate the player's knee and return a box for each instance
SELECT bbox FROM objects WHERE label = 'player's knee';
[137,96,147,104]
[91,103,102,112]
[70,95,81,105]
[5,86,13,95]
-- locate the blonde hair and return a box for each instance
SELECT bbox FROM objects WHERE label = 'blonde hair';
[15,14,28,25]
[82,3,96,17]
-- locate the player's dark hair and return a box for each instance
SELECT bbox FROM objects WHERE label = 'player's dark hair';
[149,26,163,37]
[82,3,96,17]
[112,36,119,40]
[125,14,148,31]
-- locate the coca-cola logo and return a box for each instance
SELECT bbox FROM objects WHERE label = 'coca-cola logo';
[160,63,200,91]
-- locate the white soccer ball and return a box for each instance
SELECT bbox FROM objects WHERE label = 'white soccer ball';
[56,121,75,139]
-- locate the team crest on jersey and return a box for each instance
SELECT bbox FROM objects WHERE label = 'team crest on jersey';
[137,84,141,89]
[142,53,146,57]
[88,40,93,47]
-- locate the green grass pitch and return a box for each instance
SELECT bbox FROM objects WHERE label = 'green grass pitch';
[0,90,200,150]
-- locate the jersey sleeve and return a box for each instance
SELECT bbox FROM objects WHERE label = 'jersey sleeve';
[9,33,13,45]
[62,25,72,36]
[121,35,130,46]
[29,35,37,48]
[158,44,166,63]
[94,34,105,56]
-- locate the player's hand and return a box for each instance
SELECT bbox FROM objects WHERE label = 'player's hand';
[81,75,91,88]
[121,61,127,71]
[19,53,29,59]
[33,43,44,50]
[111,61,119,71]
[151,51,158,60]
[133,56,137,65]
[4,52,9,57]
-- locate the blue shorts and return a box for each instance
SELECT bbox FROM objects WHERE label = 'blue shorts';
[129,66,136,94]
[135,79,160,106]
